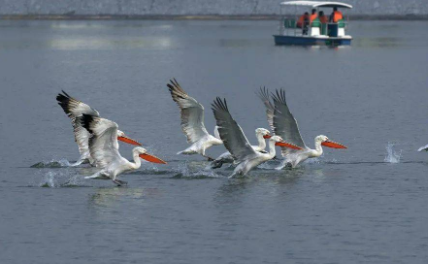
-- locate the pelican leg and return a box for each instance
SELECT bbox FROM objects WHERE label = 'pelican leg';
[112,179,127,186]
[70,158,88,167]
[210,159,224,169]
[85,170,105,179]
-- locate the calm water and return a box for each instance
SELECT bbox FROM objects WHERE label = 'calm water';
[1,20,428,264]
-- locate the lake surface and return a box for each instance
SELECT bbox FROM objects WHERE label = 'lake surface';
[1,20,428,264]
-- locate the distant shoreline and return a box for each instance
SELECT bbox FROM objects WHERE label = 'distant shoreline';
[1,14,428,21]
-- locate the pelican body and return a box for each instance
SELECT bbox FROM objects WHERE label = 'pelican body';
[258,88,347,169]
[56,91,140,167]
[211,97,298,178]
[80,115,166,186]
[167,79,222,160]
[210,128,271,169]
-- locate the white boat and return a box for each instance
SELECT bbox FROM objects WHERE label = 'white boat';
[273,1,353,46]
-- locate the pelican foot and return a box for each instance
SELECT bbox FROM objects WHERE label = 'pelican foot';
[113,179,128,186]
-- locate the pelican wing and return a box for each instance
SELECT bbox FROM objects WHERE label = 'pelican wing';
[418,144,428,152]
[56,91,100,158]
[257,87,275,132]
[211,97,257,162]
[56,91,99,119]
[167,79,209,144]
[271,89,306,155]
[81,115,122,169]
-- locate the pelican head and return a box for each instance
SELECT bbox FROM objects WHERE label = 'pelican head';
[134,146,167,164]
[316,135,329,143]
[255,128,271,139]
[116,130,141,146]
[317,135,347,149]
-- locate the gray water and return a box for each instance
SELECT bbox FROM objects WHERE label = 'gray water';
[1,20,428,264]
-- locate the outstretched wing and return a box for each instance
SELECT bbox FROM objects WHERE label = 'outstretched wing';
[271,89,306,156]
[211,97,257,162]
[167,79,209,144]
[56,91,100,158]
[257,86,275,132]
[80,115,122,169]
[418,144,428,152]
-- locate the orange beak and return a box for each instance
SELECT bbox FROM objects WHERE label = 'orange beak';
[275,141,303,150]
[263,134,272,139]
[139,153,167,164]
[321,140,347,149]
[117,136,142,146]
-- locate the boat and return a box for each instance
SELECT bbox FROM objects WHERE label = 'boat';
[273,1,353,46]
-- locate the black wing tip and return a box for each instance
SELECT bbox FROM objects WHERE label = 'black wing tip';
[211,97,228,112]
[56,91,72,114]
[80,114,95,134]
[257,86,271,101]
[272,88,287,104]
[167,78,187,100]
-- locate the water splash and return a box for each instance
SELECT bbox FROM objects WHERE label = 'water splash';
[31,158,71,168]
[35,170,86,188]
[384,142,402,163]
[40,171,58,187]
[172,162,223,179]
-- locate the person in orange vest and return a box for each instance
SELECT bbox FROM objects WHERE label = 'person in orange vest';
[329,7,343,23]
[318,11,328,24]
[297,12,309,28]
[309,9,318,24]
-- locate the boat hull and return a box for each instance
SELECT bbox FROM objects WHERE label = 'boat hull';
[273,35,352,46]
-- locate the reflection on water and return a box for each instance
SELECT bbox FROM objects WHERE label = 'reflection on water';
[47,37,174,50]
[354,37,401,47]
[89,187,161,207]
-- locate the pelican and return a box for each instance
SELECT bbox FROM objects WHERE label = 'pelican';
[211,97,301,178]
[80,115,167,186]
[258,88,347,169]
[418,144,428,152]
[167,79,222,160]
[209,128,272,169]
[56,91,141,166]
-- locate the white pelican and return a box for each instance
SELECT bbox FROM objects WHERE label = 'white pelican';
[258,88,347,169]
[418,144,428,152]
[167,79,222,160]
[80,114,167,186]
[209,128,272,169]
[56,91,141,166]
[211,97,301,178]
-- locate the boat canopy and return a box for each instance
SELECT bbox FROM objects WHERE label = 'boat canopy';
[280,1,352,9]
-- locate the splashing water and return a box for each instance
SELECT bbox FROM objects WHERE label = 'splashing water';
[35,169,86,188]
[40,171,58,187]
[31,158,72,168]
[384,142,402,163]
[173,162,223,179]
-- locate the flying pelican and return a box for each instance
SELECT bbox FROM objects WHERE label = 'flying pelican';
[258,88,346,169]
[209,128,272,169]
[167,79,222,160]
[80,114,167,186]
[56,91,141,166]
[211,97,301,178]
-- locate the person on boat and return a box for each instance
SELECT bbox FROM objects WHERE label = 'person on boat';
[309,9,318,24]
[329,7,343,23]
[296,12,310,34]
[318,11,328,24]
